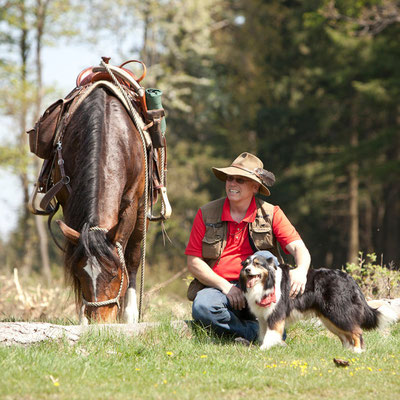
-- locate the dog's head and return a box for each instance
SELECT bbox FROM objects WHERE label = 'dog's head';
[239,254,277,293]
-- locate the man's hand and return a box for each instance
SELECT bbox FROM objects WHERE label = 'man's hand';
[224,285,246,310]
[289,267,307,298]
[285,240,311,298]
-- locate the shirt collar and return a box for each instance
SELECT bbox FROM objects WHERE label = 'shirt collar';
[221,197,257,223]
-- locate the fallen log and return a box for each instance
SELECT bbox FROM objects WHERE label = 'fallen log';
[1,299,398,347]
[0,320,191,347]
[367,298,400,318]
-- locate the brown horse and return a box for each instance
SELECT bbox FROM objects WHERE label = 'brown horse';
[54,86,146,324]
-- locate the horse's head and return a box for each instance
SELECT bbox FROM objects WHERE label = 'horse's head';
[58,220,128,323]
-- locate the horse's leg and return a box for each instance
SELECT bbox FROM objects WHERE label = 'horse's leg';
[122,206,146,324]
[79,304,89,325]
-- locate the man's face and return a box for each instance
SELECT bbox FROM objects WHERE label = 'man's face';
[225,175,259,203]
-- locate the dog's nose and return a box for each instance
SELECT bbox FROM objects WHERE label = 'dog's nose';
[245,266,252,273]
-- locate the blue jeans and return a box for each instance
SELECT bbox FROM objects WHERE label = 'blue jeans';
[192,285,259,342]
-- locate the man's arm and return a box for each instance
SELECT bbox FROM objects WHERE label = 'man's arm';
[187,255,246,310]
[285,239,311,298]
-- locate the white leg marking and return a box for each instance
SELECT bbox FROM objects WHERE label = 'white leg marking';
[353,346,364,353]
[260,329,284,350]
[123,288,138,324]
[258,320,267,345]
[79,305,89,326]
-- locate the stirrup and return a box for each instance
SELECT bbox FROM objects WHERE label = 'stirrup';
[28,183,55,215]
[148,186,172,221]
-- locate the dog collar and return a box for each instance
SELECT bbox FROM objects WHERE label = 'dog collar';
[256,289,276,307]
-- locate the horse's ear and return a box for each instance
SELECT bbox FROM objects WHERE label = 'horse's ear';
[56,220,80,244]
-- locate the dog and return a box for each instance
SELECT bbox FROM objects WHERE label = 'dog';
[239,254,397,352]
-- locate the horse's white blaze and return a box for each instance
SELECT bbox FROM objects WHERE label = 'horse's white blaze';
[123,287,138,324]
[83,257,102,301]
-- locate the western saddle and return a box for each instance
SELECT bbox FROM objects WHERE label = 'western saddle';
[28,57,172,244]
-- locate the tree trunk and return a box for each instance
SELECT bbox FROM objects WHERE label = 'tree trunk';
[363,195,374,254]
[347,131,359,264]
[383,182,400,265]
[33,0,52,284]
[18,1,35,278]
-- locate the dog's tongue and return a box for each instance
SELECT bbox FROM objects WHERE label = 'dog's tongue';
[246,276,258,288]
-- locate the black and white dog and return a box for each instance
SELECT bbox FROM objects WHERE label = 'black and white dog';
[239,254,397,352]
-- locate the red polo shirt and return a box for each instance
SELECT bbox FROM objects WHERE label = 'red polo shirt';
[185,197,301,281]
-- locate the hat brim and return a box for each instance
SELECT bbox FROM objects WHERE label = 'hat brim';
[212,166,271,196]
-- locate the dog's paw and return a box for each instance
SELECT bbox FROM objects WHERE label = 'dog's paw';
[352,346,365,354]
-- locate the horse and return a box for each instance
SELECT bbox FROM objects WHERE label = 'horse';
[54,85,147,324]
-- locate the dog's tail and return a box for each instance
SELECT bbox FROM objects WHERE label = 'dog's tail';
[362,303,398,330]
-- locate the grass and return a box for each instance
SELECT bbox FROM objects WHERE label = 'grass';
[1,319,399,400]
[1,270,399,399]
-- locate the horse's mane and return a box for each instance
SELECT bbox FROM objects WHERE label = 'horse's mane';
[63,88,121,305]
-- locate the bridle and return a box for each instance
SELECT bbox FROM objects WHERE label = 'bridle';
[81,226,129,310]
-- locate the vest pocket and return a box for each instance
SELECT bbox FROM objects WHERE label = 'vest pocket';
[251,226,274,250]
[202,236,223,259]
[202,224,224,260]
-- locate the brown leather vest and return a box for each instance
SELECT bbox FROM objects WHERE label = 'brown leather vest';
[200,197,284,267]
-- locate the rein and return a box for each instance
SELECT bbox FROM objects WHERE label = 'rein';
[81,227,129,310]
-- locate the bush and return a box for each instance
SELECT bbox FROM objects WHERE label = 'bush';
[344,252,400,299]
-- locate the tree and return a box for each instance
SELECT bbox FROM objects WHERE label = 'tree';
[0,0,82,280]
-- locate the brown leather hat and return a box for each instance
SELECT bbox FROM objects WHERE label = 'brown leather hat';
[212,152,275,196]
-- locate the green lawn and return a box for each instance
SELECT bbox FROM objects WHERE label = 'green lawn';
[1,319,399,400]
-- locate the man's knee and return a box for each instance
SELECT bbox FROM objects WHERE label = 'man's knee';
[192,288,227,324]
[192,299,211,323]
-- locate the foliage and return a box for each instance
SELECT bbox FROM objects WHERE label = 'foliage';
[0,0,399,279]
[345,252,400,299]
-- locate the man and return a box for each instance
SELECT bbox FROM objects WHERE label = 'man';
[185,152,311,342]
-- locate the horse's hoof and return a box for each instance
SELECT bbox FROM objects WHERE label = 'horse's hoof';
[123,310,138,324]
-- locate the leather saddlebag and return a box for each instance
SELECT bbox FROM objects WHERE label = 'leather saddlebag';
[27,99,64,159]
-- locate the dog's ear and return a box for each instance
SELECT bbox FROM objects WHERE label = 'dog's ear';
[239,268,247,293]
[266,257,277,270]
[241,257,250,267]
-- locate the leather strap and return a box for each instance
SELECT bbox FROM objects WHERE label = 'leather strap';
[39,144,72,212]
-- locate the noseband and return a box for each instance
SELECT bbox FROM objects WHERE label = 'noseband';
[81,226,129,310]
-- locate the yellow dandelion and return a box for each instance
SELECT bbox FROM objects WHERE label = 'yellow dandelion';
[349,372,354,376]
[163,380,167,384]
[135,368,140,371]
[166,351,173,356]
[367,367,373,372]
[200,355,207,359]
[49,376,59,387]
